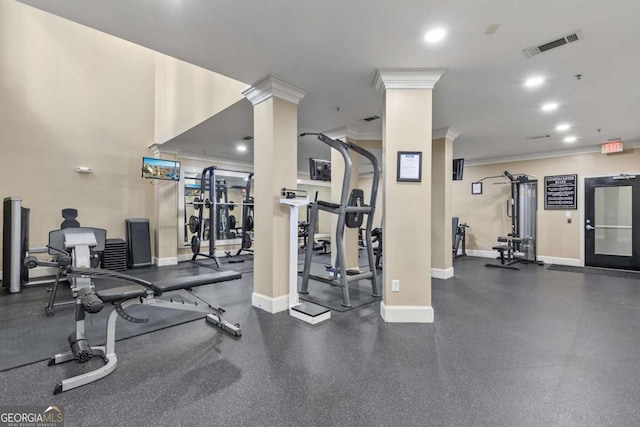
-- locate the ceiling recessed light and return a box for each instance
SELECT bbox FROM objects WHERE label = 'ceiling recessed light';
[556,123,571,131]
[425,28,446,43]
[237,145,247,152]
[525,77,545,87]
[541,102,559,112]
[564,136,577,143]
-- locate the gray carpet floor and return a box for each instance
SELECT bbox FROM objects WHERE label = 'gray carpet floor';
[2,256,640,426]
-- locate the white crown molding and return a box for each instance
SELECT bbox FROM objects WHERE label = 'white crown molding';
[372,68,447,94]
[356,132,383,141]
[433,126,460,142]
[147,143,178,157]
[464,139,640,167]
[242,75,308,106]
[323,125,360,140]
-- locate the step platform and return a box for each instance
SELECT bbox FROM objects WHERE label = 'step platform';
[290,302,331,324]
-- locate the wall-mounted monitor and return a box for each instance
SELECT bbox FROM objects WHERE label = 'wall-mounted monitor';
[141,157,181,181]
[453,158,464,181]
[309,158,331,181]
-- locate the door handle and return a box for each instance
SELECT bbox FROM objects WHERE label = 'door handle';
[585,225,595,230]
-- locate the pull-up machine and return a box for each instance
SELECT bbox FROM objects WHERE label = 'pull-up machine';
[299,133,380,307]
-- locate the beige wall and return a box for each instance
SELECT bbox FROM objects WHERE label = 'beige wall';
[154,55,248,144]
[452,149,640,261]
[0,1,155,267]
[0,2,252,269]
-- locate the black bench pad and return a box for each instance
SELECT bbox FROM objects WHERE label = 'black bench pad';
[492,245,512,251]
[96,271,242,302]
[317,200,340,210]
[97,285,147,303]
[155,270,241,292]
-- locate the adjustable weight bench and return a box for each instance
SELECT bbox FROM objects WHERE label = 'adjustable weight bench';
[46,268,242,395]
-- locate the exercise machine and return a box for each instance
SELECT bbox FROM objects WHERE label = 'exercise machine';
[189,166,254,267]
[483,171,541,270]
[372,227,383,269]
[452,217,469,259]
[299,133,380,307]
[25,226,242,394]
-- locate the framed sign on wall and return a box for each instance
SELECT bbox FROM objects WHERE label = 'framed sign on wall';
[397,151,422,182]
[544,174,577,209]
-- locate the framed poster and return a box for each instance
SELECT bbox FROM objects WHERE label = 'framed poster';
[544,174,577,209]
[397,151,422,182]
[471,182,483,195]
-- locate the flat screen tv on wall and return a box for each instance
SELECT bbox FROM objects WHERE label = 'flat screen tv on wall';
[453,158,464,181]
[309,158,331,181]
[141,157,181,181]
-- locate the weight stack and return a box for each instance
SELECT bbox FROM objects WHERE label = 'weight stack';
[101,239,127,271]
[125,218,152,268]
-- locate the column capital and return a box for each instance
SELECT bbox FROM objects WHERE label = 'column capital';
[242,75,308,106]
[147,143,178,158]
[433,126,460,142]
[372,68,447,94]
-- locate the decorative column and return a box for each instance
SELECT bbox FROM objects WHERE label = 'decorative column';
[372,68,446,323]
[431,127,459,279]
[243,75,307,313]
[148,144,179,266]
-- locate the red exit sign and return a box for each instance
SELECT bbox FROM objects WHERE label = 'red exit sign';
[602,141,624,154]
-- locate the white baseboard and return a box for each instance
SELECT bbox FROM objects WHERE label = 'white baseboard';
[177,249,245,263]
[251,292,289,314]
[177,253,193,262]
[466,249,581,267]
[29,266,58,279]
[153,257,178,266]
[466,249,496,259]
[380,302,434,323]
[537,256,581,267]
[431,267,454,279]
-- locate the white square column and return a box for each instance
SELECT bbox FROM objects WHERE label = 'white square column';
[431,127,459,279]
[372,68,446,323]
[243,76,307,313]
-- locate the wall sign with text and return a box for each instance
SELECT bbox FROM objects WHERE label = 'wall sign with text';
[544,174,577,210]
[397,151,422,182]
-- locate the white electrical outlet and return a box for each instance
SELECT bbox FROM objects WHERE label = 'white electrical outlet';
[392,280,400,292]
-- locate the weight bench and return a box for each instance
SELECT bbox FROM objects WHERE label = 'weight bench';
[48,268,242,394]
[485,236,521,271]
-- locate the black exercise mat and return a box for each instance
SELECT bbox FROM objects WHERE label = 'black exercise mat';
[0,264,245,372]
[298,282,381,312]
[547,264,640,280]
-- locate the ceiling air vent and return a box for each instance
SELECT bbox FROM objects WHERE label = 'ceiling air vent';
[241,135,254,141]
[522,30,583,58]
[526,134,551,140]
[363,115,380,122]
